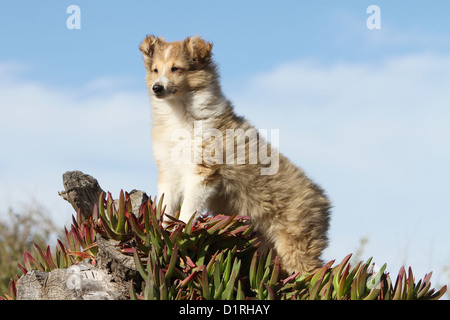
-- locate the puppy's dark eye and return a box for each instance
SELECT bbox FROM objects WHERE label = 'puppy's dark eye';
[153,68,158,73]
[171,66,180,72]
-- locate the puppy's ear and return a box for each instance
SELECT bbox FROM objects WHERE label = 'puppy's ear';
[139,35,165,62]
[184,35,213,64]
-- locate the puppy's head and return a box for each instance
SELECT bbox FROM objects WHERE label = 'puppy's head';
[140,35,215,99]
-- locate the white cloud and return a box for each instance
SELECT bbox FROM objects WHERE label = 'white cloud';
[234,53,450,173]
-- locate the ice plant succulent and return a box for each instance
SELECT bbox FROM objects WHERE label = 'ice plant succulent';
[17,205,98,276]
[2,189,447,300]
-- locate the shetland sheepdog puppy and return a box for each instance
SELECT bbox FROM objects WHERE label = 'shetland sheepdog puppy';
[139,35,330,274]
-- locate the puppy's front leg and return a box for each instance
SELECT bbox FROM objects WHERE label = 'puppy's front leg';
[157,181,182,225]
[178,172,217,223]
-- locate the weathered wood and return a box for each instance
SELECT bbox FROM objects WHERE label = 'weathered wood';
[127,189,149,216]
[59,171,149,219]
[16,263,128,300]
[15,170,150,300]
[96,234,140,285]
[58,170,104,220]
[16,230,140,300]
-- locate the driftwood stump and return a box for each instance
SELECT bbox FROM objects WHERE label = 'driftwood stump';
[16,170,148,300]
[58,170,149,219]
[58,170,104,220]
[16,263,127,300]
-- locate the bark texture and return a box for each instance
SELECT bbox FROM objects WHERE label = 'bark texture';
[16,170,147,300]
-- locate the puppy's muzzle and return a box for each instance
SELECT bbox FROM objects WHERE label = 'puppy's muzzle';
[152,84,165,94]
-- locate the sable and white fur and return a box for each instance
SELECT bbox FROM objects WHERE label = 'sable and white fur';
[139,35,331,274]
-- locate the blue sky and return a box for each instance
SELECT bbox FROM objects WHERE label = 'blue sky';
[1,1,449,290]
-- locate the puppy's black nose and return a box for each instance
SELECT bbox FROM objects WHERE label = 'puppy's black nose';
[152,84,164,94]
